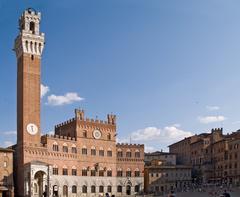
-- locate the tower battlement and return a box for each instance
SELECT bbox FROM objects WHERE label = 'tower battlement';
[211,128,223,133]
[14,8,45,58]
[54,109,117,138]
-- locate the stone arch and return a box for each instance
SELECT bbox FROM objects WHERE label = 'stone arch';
[71,144,76,148]
[72,166,77,169]
[117,180,124,186]
[63,142,68,147]
[62,179,69,187]
[33,170,47,197]
[53,164,58,168]
[83,180,88,186]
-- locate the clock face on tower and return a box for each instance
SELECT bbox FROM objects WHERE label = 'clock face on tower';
[26,123,38,135]
[93,129,102,139]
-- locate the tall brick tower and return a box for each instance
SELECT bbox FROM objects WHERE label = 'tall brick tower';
[14,8,44,146]
[14,8,44,196]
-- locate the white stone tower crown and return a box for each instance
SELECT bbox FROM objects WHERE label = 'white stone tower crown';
[14,8,45,58]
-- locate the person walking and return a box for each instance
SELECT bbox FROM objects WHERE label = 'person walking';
[222,190,231,197]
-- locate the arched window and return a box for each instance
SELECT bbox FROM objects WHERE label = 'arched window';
[53,165,58,175]
[99,167,104,176]
[53,142,59,152]
[71,144,77,153]
[117,149,123,157]
[82,185,87,193]
[63,143,68,153]
[25,40,28,51]
[91,185,96,193]
[63,185,68,197]
[91,146,96,155]
[63,166,68,175]
[107,185,112,193]
[72,166,77,176]
[83,130,87,138]
[90,167,96,176]
[135,150,140,158]
[82,167,87,176]
[34,42,37,54]
[72,185,77,193]
[99,147,104,156]
[99,185,104,193]
[39,43,42,53]
[126,149,132,158]
[117,185,122,193]
[117,168,123,177]
[107,133,111,140]
[29,21,35,34]
[126,168,131,177]
[135,168,140,177]
[107,168,112,177]
[82,146,87,155]
[107,148,112,157]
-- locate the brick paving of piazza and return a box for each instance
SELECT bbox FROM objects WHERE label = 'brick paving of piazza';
[148,188,240,197]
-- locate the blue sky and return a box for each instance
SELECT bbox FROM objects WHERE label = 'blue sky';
[1,0,240,151]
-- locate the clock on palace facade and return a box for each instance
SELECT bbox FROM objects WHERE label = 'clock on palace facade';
[93,129,102,139]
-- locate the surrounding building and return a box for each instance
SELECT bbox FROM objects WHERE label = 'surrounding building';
[168,135,198,165]
[227,138,240,185]
[0,148,14,197]
[169,128,240,185]
[144,159,192,195]
[145,151,176,166]
[13,8,144,197]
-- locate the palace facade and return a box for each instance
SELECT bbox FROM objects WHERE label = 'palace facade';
[13,9,144,197]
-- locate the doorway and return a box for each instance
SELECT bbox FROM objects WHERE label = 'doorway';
[126,185,131,195]
[53,185,58,197]
[34,171,46,197]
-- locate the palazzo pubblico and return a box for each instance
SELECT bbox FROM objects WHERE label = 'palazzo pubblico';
[12,8,144,197]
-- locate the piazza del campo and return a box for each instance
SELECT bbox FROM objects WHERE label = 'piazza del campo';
[1,5,240,197]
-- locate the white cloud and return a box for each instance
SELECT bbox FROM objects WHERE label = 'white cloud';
[47,92,84,106]
[131,126,192,142]
[4,141,14,147]
[117,125,193,152]
[41,84,50,98]
[206,106,220,111]
[198,115,226,124]
[3,131,17,135]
